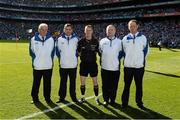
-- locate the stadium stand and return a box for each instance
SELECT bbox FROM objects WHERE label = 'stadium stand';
[0,0,180,48]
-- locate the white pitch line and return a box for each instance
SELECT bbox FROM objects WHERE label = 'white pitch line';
[17,93,102,120]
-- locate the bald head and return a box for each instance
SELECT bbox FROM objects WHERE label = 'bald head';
[106,25,116,38]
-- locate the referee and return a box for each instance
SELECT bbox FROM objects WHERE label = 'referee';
[121,20,149,109]
[77,25,100,105]
[56,23,79,103]
[99,25,123,107]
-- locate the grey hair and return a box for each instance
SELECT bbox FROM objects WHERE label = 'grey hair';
[38,23,48,30]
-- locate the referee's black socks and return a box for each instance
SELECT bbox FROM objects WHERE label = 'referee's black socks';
[94,85,99,96]
[80,85,98,97]
[80,85,85,96]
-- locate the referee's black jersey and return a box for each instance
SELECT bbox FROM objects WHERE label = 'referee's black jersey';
[77,37,99,63]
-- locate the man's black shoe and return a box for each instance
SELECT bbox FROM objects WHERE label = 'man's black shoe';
[46,99,53,103]
[137,104,146,110]
[109,101,115,106]
[72,99,80,103]
[56,99,64,103]
[120,104,127,109]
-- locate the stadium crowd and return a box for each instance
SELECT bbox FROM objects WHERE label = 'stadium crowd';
[0,0,122,7]
[0,0,179,48]
[0,19,180,48]
[0,7,179,21]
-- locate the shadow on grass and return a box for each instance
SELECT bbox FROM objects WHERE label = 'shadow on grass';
[165,48,179,52]
[111,103,170,119]
[34,100,170,119]
[146,70,180,78]
[121,106,170,119]
[99,103,128,119]
[34,101,76,119]
[67,100,128,119]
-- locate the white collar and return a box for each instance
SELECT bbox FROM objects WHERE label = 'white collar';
[107,36,116,40]
[130,32,139,38]
[38,35,46,40]
[65,35,72,39]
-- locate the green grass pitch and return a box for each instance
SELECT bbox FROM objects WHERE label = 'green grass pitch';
[0,40,180,119]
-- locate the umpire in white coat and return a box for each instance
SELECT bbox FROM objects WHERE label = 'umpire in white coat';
[121,20,149,109]
[99,25,123,107]
[29,23,55,104]
[56,23,79,103]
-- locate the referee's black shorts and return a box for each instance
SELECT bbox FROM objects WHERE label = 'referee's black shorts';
[80,62,98,77]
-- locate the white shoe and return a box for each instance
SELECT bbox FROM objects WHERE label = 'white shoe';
[95,97,100,105]
[103,101,108,107]
[79,97,85,103]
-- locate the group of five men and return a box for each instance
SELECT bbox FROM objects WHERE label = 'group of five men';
[29,19,148,109]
